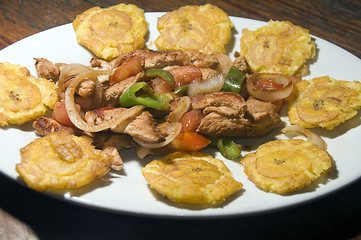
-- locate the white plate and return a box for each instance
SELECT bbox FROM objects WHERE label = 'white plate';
[0,13,361,219]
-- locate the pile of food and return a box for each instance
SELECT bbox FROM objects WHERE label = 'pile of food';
[1,3,361,207]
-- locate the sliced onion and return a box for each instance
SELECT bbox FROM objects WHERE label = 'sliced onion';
[133,122,182,149]
[167,97,191,123]
[281,125,327,150]
[64,73,144,132]
[213,53,233,76]
[58,64,90,88]
[187,74,224,96]
[246,73,293,102]
[58,63,111,99]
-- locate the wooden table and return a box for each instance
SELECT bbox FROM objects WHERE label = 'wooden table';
[1,1,361,239]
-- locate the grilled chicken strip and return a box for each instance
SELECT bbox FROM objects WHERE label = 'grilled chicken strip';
[171,92,281,137]
[84,108,165,144]
[90,49,220,70]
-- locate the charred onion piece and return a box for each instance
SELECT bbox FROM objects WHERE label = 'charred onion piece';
[246,73,293,101]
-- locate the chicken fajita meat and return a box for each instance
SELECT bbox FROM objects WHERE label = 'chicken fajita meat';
[103,49,220,70]
[84,108,165,143]
[36,49,221,81]
[33,48,291,160]
[171,92,281,137]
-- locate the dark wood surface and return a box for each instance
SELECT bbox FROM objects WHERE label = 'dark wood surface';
[1,1,361,239]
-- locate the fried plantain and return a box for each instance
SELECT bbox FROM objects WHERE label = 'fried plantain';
[154,4,233,54]
[73,3,148,60]
[241,139,333,194]
[0,62,58,126]
[287,76,361,130]
[16,131,113,191]
[142,151,242,206]
[240,20,315,76]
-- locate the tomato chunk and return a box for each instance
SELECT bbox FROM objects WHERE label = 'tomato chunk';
[171,132,211,152]
[110,57,143,84]
[179,109,204,132]
[52,101,81,127]
[151,77,174,94]
[170,65,202,87]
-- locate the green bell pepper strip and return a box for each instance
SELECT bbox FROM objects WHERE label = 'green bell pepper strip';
[221,66,246,94]
[119,82,173,111]
[145,69,175,86]
[216,138,242,160]
[173,85,189,96]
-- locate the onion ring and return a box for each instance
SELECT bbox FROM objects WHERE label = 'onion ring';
[281,125,327,150]
[133,122,182,149]
[58,64,90,90]
[58,63,111,99]
[246,73,293,101]
[65,72,144,132]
